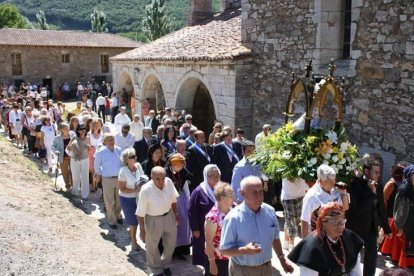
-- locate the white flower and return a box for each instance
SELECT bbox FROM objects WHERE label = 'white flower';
[340,158,346,165]
[310,158,317,165]
[340,141,352,153]
[323,153,331,159]
[282,151,292,159]
[326,131,338,143]
[346,166,351,171]
[332,155,338,163]
[337,164,343,169]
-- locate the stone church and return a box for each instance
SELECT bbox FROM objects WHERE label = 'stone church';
[112,0,414,176]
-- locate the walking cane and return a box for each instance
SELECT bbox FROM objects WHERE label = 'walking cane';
[54,151,61,191]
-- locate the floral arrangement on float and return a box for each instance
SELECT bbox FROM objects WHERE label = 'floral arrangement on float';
[250,60,360,183]
[249,122,360,183]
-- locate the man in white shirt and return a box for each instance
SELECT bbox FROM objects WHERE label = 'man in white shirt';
[114,124,135,151]
[96,93,106,122]
[114,106,131,134]
[110,93,119,124]
[129,114,144,141]
[136,166,179,276]
[254,123,271,150]
[301,164,349,237]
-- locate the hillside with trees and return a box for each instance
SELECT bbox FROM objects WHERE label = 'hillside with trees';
[0,0,221,38]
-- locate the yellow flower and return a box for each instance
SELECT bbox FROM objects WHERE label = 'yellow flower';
[337,152,344,160]
[332,147,339,154]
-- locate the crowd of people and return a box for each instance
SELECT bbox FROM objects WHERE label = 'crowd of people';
[1,87,414,276]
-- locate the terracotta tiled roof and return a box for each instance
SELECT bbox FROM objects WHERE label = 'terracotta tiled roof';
[0,28,141,48]
[111,9,251,62]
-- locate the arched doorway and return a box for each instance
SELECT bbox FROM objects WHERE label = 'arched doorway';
[141,75,166,117]
[117,72,134,116]
[176,78,216,134]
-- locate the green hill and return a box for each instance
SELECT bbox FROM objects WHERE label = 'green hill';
[1,0,221,34]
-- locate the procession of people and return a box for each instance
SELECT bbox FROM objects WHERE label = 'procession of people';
[1,84,414,276]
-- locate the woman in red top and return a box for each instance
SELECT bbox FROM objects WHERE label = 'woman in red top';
[205,182,234,276]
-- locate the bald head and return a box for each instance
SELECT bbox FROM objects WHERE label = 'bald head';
[151,166,167,189]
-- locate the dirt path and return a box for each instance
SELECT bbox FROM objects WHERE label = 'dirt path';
[0,135,145,276]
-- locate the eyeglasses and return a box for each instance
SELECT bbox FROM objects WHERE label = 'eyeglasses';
[78,129,86,131]
[128,155,136,159]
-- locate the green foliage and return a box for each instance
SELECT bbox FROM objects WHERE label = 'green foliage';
[36,10,48,30]
[142,0,173,42]
[0,3,27,28]
[3,0,223,33]
[90,8,107,32]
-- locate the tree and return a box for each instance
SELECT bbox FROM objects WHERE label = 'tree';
[0,3,27,29]
[90,8,108,32]
[36,10,48,30]
[142,0,173,42]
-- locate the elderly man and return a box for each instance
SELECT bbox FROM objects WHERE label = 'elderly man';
[220,176,294,275]
[136,166,179,276]
[129,114,144,141]
[301,164,349,237]
[114,106,131,134]
[212,130,243,183]
[134,127,154,163]
[254,124,271,150]
[114,124,135,151]
[187,130,212,190]
[231,140,262,204]
[145,110,160,134]
[94,133,123,229]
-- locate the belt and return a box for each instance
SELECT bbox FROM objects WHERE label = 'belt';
[103,176,118,179]
[154,209,171,217]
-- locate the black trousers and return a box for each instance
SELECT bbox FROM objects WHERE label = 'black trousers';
[361,234,378,276]
[98,105,106,122]
[111,106,118,124]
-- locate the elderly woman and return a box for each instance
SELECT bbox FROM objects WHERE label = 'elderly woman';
[141,143,165,178]
[301,164,349,237]
[205,182,234,276]
[118,148,147,251]
[392,164,414,268]
[189,164,221,273]
[52,123,76,190]
[165,153,191,259]
[66,124,90,199]
[289,202,363,275]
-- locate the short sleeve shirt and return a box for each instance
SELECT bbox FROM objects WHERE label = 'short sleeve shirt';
[118,163,145,198]
[136,177,178,217]
[205,203,229,260]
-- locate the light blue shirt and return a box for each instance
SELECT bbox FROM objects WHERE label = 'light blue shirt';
[219,202,280,266]
[94,146,122,177]
[231,157,262,203]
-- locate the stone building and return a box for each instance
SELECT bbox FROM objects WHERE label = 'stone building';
[112,0,413,175]
[0,28,140,94]
[111,1,252,135]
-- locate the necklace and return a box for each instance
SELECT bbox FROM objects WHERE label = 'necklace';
[325,234,346,274]
[128,165,137,176]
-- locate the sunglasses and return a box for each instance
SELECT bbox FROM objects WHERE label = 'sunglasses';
[128,155,136,159]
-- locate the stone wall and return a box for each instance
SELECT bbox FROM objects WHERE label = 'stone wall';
[111,59,253,137]
[243,0,414,168]
[0,46,131,93]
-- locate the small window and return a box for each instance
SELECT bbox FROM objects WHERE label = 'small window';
[11,53,22,76]
[101,55,109,73]
[61,53,70,64]
[342,0,352,59]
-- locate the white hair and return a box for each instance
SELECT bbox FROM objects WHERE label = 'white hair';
[317,164,336,181]
[240,176,262,190]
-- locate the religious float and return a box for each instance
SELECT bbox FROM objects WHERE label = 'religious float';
[250,60,360,184]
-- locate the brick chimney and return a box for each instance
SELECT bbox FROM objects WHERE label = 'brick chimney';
[189,0,213,26]
[220,0,241,10]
